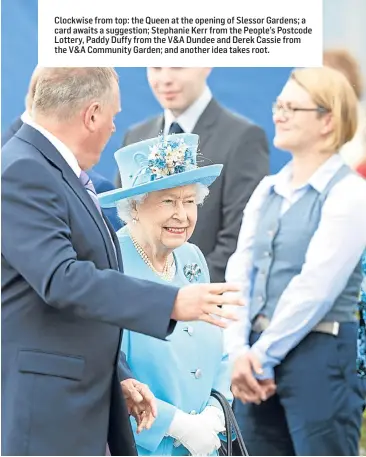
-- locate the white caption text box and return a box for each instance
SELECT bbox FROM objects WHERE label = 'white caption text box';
[38,0,322,67]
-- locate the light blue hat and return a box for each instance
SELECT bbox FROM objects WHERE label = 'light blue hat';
[98,133,223,208]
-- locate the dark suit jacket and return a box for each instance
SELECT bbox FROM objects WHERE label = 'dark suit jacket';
[2,117,123,232]
[117,99,269,282]
[1,124,179,456]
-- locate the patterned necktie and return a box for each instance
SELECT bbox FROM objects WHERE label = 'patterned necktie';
[79,170,102,216]
[168,122,184,134]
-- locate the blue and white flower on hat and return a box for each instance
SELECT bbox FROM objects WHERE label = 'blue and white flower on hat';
[147,136,196,181]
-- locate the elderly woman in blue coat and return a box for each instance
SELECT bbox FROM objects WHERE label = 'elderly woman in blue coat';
[99,133,231,456]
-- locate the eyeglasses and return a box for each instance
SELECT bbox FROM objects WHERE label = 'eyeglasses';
[272,102,329,120]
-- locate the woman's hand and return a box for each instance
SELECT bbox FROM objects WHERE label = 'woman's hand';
[120,378,157,433]
[168,409,223,455]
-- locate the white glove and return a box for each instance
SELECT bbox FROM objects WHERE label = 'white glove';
[167,406,225,456]
[200,405,226,433]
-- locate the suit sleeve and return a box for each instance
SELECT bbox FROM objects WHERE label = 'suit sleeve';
[2,159,178,340]
[205,124,269,283]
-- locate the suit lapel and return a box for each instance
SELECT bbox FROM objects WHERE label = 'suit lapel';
[192,99,221,166]
[16,124,118,269]
[146,115,164,138]
[103,215,123,271]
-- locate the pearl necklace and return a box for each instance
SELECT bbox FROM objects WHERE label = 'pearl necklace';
[129,231,175,282]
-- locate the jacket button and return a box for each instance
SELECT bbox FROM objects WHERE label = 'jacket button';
[184,326,194,336]
[194,369,202,379]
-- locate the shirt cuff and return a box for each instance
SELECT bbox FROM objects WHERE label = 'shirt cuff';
[249,346,275,380]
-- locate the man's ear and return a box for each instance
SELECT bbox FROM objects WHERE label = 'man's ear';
[83,102,100,132]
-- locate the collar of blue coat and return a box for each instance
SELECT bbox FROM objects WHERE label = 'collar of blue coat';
[98,133,223,208]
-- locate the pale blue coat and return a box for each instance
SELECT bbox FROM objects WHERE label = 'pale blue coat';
[118,228,232,456]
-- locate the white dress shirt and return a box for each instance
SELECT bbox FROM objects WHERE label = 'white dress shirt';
[224,154,366,378]
[21,114,81,178]
[163,86,212,135]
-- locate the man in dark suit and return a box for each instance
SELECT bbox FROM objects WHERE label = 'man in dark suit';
[1,67,242,456]
[2,65,123,232]
[117,68,269,282]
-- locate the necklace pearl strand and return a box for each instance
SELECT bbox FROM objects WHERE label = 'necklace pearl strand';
[129,231,176,282]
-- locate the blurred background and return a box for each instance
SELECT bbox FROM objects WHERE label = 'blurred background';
[1,0,365,182]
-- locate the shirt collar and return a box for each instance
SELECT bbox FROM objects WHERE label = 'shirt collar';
[271,154,346,196]
[22,116,81,178]
[21,111,32,125]
[164,86,212,135]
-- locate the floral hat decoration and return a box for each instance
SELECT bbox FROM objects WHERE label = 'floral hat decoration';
[98,133,223,208]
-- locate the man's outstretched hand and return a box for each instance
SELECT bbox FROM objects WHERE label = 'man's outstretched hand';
[172,282,244,328]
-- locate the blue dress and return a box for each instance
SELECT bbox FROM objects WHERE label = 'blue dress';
[357,251,366,377]
[117,227,232,456]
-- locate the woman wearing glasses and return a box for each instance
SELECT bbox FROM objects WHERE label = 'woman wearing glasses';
[225,66,366,455]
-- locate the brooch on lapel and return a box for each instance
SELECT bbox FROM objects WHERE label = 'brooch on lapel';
[183,263,202,282]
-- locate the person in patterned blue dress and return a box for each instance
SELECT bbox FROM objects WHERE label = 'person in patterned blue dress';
[99,133,232,456]
[357,159,366,378]
[357,253,366,377]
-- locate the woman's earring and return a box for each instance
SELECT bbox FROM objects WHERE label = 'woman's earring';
[132,217,138,224]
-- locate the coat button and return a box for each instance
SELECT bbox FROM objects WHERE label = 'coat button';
[190,410,197,415]
[184,326,194,336]
[194,369,202,379]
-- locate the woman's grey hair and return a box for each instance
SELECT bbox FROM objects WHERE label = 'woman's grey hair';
[32,67,118,121]
[116,183,210,223]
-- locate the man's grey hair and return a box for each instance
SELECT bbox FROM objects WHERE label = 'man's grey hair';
[25,65,43,113]
[116,183,210,223]
[32,67,118,121]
